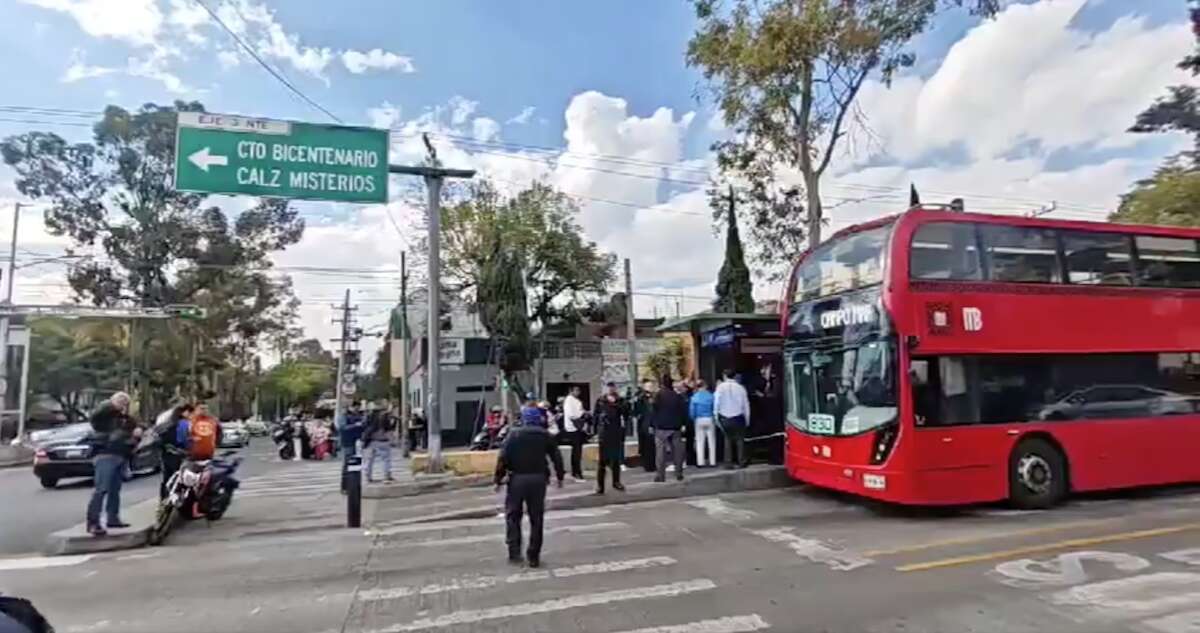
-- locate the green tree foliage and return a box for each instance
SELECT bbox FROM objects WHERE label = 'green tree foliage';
[645,338,689,383]
[1112,4,1200,226]
[1,102,308,415]
[28,319,127,422]
[441,180,616,372]
[712,187,755,313]
[1112,164,1200,227]
[687,0,998,274]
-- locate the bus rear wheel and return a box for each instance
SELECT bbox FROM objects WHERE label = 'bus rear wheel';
[1008,438,1067,509]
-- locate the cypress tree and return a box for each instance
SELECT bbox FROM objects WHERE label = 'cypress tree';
[713,186,754,313]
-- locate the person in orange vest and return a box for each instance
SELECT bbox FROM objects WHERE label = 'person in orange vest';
[175,401,221,461]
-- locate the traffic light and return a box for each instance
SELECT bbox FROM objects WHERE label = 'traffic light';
[164,304,207,320]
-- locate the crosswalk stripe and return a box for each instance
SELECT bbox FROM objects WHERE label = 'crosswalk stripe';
[356,555,676,602]
[383,522,629,548]
[365,579,717,632]
[609,615,771,633]
[371,509,611,536]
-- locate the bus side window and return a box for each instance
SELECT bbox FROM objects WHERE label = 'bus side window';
[910,359,941,426]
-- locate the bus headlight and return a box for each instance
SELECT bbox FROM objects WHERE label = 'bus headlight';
[870,423,898,465]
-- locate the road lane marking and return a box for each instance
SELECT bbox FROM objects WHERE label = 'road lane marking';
[1143,609,1200,633]
[686,498,758,523]
[356,556,676,602]
[1051,572,1200,613]
[609,615,771,633]
[370,509,611,536]
[365,579,717,632]
[991,551,1150,589]
[897,522,1200,572]
[1162,548,1200,566]
[0,554,93,571]
[380,522,628,548]
[862,519,1120,557]
[752,527,873,571]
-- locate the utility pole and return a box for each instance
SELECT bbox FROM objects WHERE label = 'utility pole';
[333,289,352,431]
[398,251,410,458]
[386,134,475,474]
[1,203,20,438]
[624,258,638,392]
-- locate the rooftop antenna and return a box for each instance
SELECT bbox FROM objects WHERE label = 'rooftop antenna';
[1027,201,1058,218]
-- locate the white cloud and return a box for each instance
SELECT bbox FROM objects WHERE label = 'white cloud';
[851,0,1195,165]
[449,97,478,127]
[126,51,191,94]
[506,106,536,126]
[368,102,402,130]
[341,48,415,74]
[61,49,117,83]
[217,50,240,69]
[472,117,500,143]
[21,0,163,46]
[166,0,207,43]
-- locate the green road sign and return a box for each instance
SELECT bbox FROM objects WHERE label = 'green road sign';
[174,112,389,203]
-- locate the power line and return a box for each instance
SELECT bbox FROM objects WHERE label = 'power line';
[189,0,342,124]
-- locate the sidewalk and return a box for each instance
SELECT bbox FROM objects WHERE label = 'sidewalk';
[369,463,792,529]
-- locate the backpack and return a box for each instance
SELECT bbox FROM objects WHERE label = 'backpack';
[188,416,218,460]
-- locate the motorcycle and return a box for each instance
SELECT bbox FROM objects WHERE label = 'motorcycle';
[469,423,509,451]
[150,448,241,546]
[271,421,295,460]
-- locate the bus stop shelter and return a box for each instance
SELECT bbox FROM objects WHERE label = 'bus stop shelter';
[655,312,784,464]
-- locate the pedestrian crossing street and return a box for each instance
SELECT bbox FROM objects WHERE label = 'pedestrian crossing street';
[235,456,348,500]
[342,501,796,633]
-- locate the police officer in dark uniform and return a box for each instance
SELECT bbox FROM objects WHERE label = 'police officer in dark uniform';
[493,408,565,568]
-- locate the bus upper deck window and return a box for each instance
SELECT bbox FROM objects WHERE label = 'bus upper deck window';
[910,222,981,280]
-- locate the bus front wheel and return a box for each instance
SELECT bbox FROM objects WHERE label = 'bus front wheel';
[1008,438,1067,509]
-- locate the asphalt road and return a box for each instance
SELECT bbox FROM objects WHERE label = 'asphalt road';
[4,477,1200,633]
[0,436,290,555]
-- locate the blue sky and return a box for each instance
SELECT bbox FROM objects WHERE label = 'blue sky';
[0,0,1195,350]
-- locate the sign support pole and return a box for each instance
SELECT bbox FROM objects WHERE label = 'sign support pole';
[387,161,475,475]
[1,203,20,439]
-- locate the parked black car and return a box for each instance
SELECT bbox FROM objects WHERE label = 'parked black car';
[31,422,161,489]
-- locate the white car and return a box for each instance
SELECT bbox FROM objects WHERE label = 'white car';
[219,421,250,448]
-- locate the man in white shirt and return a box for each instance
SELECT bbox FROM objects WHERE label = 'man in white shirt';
[713,369,751,468]
[561,386,586,482]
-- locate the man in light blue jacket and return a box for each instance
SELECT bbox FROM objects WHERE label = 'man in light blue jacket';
[688,380,716,468]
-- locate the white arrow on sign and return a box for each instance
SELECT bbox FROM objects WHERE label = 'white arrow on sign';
[188,147,229,172]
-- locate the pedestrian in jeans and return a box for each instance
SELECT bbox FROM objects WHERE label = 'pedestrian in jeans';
[651,375,688,482]
[714,369,751,468]
[494,417,565,568]
[561,386,586,482]
[86,392,141,536]
[689,380,717,467]
[363,406,396,482]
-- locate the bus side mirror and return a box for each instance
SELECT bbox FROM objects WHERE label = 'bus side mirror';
[906,335,921,351]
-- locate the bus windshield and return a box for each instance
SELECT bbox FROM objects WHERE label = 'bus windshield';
[786,339,898,436]
[792,224,892,302]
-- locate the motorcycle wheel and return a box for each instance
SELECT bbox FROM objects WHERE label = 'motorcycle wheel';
[207,487,232,521]
[149,503,177,546]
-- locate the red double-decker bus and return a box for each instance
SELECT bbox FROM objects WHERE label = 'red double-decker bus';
[781,206,1200,508]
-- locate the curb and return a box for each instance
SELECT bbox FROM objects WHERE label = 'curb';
[362,473,493,499]
[372,466,793,528]
[43,498,159,556]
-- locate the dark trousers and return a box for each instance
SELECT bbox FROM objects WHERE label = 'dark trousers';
[160,452,183,500]
[563,430,584,479]
[505,473,547,561]
[637,421,655,472]
[655,429,684,480]
[723,421,747,467]
[596,444,622,492]
[684,424,697,467]
[408,428,424,451]
[87,454,125,527]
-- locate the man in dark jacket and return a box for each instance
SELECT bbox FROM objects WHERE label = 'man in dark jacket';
[493,419,565,568]
[86,392,140,536]
[157,402,193,500]
[652,376,688,483]
[592,382,628,494]
[634,380,656,472]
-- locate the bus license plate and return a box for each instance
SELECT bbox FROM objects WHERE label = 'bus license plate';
[863,474,886,490]
[807,414,835,435]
